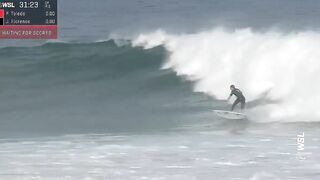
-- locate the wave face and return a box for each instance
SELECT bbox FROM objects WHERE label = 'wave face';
[0,40,212,136]
[133,28,320,122]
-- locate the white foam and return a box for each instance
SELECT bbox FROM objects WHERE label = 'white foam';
[133,28,320,122]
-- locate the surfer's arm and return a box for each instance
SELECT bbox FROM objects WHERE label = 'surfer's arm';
[227,89,235,101]
[227,93,233,101]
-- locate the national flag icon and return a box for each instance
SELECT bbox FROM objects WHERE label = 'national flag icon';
[0,9,4,18]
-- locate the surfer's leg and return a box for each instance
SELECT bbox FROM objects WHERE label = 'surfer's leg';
[231,98,240,111]
[240,98,246,109]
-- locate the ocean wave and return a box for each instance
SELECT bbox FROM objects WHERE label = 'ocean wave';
[0,40,204,136]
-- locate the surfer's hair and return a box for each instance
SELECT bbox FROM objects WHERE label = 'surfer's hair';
[230,85,235,88]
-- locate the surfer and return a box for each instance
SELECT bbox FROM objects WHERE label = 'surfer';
[227,85,246,111]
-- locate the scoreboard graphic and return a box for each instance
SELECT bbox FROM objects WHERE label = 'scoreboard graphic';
[0,0,57,39]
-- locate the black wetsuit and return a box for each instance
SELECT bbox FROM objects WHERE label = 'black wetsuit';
[230,88,246,110]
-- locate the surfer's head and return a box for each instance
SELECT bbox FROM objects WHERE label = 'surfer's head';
[230,85,235,90]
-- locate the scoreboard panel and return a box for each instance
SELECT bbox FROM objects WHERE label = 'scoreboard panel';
[0,0,57,39]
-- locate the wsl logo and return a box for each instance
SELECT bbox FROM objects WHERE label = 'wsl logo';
[0,2,15,8]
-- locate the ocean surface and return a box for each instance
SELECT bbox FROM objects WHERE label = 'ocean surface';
[0,0,320,179]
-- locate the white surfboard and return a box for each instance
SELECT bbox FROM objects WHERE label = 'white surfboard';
[213,110,247,120]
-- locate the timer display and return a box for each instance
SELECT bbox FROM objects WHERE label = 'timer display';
[19,1,39,9]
